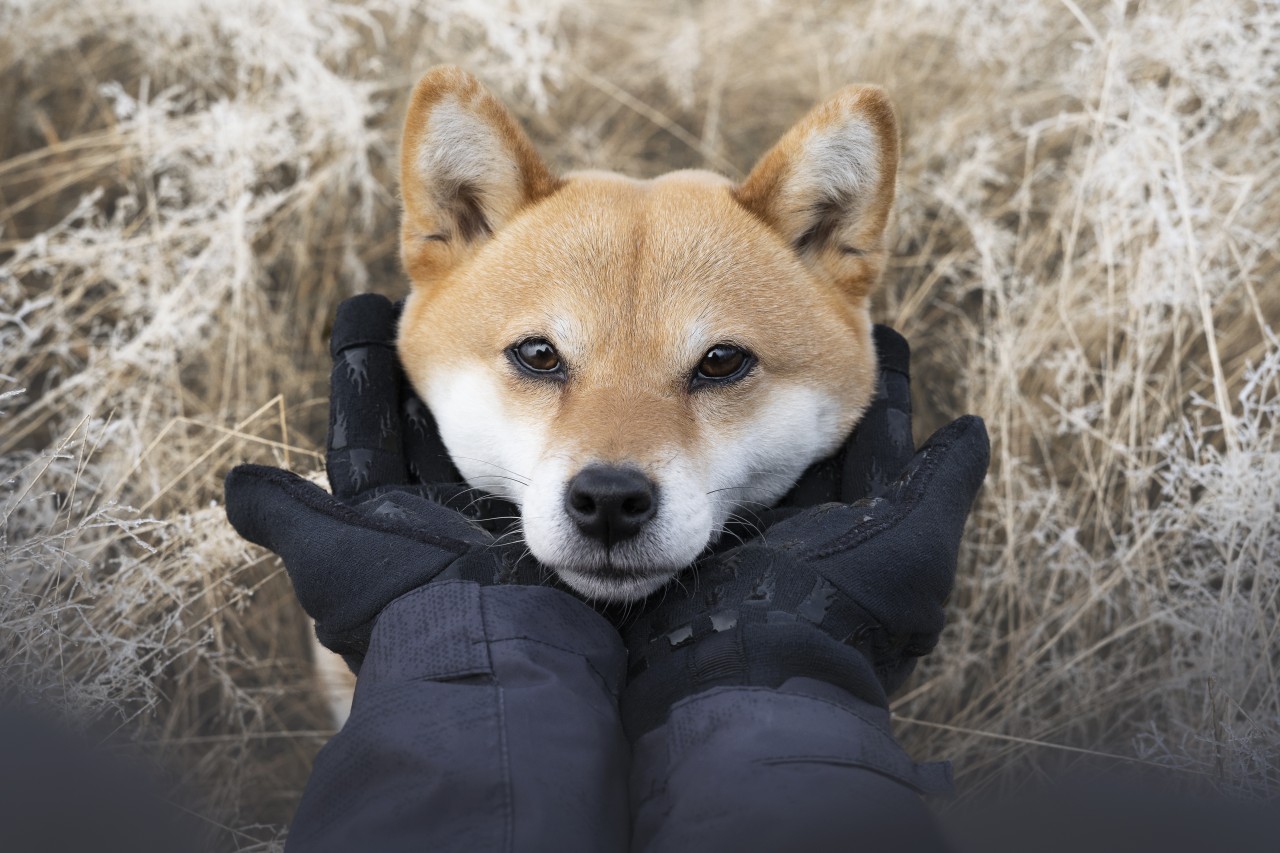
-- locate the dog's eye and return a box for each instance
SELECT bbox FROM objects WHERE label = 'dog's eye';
[512,338,562,374]
[695,344,752,383]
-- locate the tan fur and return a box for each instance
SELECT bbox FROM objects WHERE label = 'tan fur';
[736,85,899,303]
[400,171,876,466]
[394,66,898,592]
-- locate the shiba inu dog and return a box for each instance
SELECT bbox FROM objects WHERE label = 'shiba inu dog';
[396,66,899,603]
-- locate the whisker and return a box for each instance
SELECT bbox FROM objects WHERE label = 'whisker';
[462,473,530,487]
[725,516,763,540]
[718,498,773,510]
[449,455,531,484]
[446,485,487,493]
[488,535,527,552]
[705,483,778,495]
[704,471,790,494]
[488,525,528,548]
[717,524,749,549]
[450,480,526,515]
[458,493,509,515]
[722,510,766,545]
[725,508,765,529]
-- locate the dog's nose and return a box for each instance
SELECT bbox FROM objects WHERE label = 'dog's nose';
[565,465,657,547]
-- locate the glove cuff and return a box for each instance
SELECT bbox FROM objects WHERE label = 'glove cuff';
[620,620,886,742]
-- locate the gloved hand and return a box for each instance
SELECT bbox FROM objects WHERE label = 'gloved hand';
[619,327,989,739]
[779,325,916,508]
[224,294,543,667]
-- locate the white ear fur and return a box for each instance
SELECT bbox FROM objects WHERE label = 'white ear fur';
[412,94,522,241]
[775,116,883,252]
[399,66,557,284]
[736,86,898,299]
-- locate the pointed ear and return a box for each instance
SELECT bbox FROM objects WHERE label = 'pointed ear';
[735,86,899,302]
[399,66,559,286]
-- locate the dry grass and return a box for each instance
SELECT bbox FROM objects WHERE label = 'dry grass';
[2,0,1277,846]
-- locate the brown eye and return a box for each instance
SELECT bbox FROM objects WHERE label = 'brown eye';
[513,338,562,374]
[696,344,751,382]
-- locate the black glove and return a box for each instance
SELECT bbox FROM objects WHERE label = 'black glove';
[224,294,542,666]
[619,328,989,739]
[780,325,916,507]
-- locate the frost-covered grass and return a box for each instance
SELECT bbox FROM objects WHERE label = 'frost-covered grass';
[2,0,1278,846]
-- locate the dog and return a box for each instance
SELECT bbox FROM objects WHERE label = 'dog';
[395,66,899,604]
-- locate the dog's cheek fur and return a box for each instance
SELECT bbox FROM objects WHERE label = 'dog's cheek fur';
[701,382,853,527]
[419,361,545,505]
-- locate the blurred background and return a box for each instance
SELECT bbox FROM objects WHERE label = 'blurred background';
[1,0,1277,848]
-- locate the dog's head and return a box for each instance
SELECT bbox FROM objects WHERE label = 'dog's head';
[396,67,898,601]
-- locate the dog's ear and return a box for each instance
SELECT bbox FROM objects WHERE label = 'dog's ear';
[400,66,558,287]
[736,86,899,303]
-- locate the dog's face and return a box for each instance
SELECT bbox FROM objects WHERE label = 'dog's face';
[397,67,898,601]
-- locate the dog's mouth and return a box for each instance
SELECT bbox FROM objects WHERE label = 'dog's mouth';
[553,562,678,603]
[508,461,716,602]
[529,515,719,602]
[454,474,707,602]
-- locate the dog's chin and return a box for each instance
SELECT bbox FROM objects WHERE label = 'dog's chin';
[553,566,674,603]
[520,508,713,602]
[532,536,701,603]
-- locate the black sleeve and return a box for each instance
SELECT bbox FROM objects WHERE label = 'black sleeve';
[287,582,630,853]
[630,677,954,853]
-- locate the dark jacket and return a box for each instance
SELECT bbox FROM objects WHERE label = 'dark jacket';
[287,581,949,853]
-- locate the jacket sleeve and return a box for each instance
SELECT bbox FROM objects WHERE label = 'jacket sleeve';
[629,677,954,853]
[287,581,630,853]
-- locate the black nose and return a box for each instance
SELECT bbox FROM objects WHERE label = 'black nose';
[565,465,658,547]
